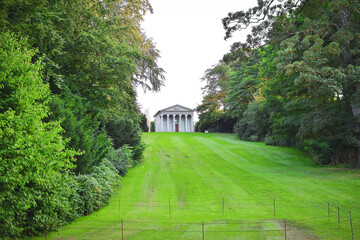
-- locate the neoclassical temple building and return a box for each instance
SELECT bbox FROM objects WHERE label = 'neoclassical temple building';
[154,105,195,132]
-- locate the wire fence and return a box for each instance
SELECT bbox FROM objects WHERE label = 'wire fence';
[42,197,359,239]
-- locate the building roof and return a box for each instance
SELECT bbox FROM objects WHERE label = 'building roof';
[153,104,194,118]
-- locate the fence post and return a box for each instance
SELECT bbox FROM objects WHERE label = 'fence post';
[349,211,354,240]
[222,197,224,217]
[202,221,205,240]
[328,202,330,223]
[338,206,340,230]
[121,219,124,240]
[284,220,287,240]
[273,199,276,218]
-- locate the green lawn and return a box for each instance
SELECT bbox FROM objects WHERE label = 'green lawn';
[31,133,360,239]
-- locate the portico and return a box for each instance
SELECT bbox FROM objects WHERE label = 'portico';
[154,105,195,132]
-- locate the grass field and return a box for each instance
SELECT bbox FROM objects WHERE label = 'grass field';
[31,133,360,239]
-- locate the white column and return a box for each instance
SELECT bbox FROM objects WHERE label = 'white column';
[168,114,171,132]
[179,114,182,132]
[185,115,188,132]
[172,114,176,132]
[190,115,194,132]
[182,114,184,132]
[156,117,159,132]
[160,115,163,132]
[167,114,169,132]
[188,115,191,132]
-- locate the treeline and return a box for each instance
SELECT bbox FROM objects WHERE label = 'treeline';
[196,0,360,166]
[0,0,162,238]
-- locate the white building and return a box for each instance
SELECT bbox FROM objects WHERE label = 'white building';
[154,104,195,132]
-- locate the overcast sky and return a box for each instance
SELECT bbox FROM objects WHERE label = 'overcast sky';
[137,0,256,121]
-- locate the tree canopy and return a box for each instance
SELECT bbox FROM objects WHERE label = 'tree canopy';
[0,0,164,238]
[197,0,360,166]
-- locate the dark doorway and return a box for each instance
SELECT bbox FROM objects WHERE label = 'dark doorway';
[175,124,179,132]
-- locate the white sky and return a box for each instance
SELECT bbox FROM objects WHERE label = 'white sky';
[137,0,256,122]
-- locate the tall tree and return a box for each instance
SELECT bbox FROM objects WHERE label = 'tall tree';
[0,0,165,169]
[0,32,76,237]
[220,0,360,165]
[196,62,237,132]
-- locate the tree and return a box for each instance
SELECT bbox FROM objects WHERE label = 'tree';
[139,113,149,132]
[220,0,360,165]
[0,0,165,167]
[196,62,237,132]
[150,121,155,132]
[225,48,261,117]
[48,94,112,174]
[0,32,76,237]
[106,118,145,162]
[0,1,166,237]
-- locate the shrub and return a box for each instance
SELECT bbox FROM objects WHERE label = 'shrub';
[264,134,291,146]
[150,121,155,132]
[234,101,270,141]
[248,135,259,142]
[303,139,332,165]
[106,118,145,162]
[73,159,120,216]
[107,145,134,176]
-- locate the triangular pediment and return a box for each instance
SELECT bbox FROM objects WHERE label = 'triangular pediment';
[161,104,193,112]
[154,104,194,117]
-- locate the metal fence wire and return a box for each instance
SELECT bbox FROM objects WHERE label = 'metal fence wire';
[41,198,358,240]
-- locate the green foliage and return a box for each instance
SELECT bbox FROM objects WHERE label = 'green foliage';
[0,32,76,237]
[196,63,237,133]
[150,121,155,132]
[197,0,360,165]
[234,101,270,141]
[303,139,332,165]
[48,94,112,174]
[107,146,134,177]
[139,113,149,132]
[197,111,237,133]
[106,118,145,162]
[73,159,120,216]
[0,0,165,238]
[225,49,261,117]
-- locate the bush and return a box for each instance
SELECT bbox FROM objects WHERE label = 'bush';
[264,134,291,146]
[303,139,332,165]
[197,114,237,133]
[91,159,121,205]
[139,113,149,132]
[248,135,259,142]
[107,145,134,176]
[150,121,155,132]
[234,101,270,141]
[106,118,145,162]
[73,159,120,216]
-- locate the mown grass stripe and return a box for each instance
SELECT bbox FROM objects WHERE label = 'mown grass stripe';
[30,133,360,240]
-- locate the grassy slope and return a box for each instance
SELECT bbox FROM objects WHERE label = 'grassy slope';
[32,133,360,239]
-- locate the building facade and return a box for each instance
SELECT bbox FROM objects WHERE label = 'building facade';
[154,105,195,132]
